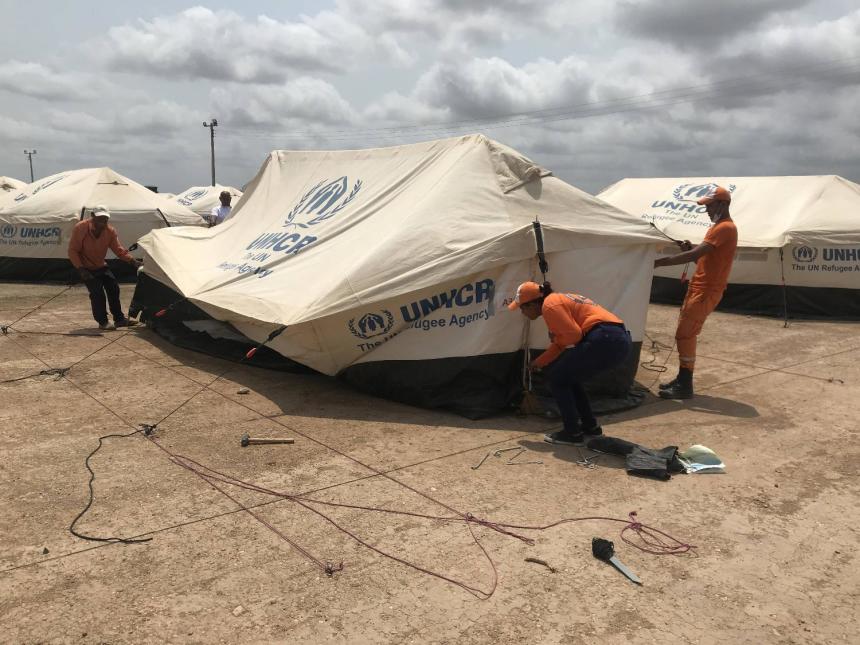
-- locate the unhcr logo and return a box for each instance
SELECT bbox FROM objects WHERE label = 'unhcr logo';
[241,176,364,262]
[792,245,817,263]
[13,175,68,203]
[672,183,737,203]
[348,310,394,339]
[178,189,208,206]
[1,224,16,239]
[284,176,362,229]
[650,183,737,218]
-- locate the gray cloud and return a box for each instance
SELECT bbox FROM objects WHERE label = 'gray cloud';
[2,1,858,196]
[336,0,576,55]
[211,78,356,128]
[0,61,100,101]
[616,0,810,48]
[413,56,594,119]
[103,7,373,83]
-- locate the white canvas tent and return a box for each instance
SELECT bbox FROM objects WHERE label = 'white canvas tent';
[599,176,860,317]
[173,184,242,221]
[0,167,206,280]
[133,135,662,416]
[1,176,26,193]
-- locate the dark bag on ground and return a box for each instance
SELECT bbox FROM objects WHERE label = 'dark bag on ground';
[587,436,685,481]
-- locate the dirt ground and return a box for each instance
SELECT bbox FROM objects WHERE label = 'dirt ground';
[1,282,857,644]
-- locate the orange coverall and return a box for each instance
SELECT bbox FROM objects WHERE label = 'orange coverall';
[676,218,738,370]
[533,293,624,368]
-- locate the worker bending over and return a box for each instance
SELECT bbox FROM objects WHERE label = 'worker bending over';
[654,185,738,399]
[509,281,631,446]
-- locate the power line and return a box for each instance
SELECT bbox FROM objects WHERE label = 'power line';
[218,55,860,145]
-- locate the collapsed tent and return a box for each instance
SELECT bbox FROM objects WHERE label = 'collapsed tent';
[1,177,27,193]
[132,135,662,417]
[0,167,206,281]
[598,176,860,318]
[172,184,243,221]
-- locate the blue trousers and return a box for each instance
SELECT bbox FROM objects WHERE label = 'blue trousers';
[545,323,632,432]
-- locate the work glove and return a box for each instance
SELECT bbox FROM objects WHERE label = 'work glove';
[78,268,93,281]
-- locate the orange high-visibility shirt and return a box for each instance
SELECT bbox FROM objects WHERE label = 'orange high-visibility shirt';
[533,293,623,368]
[689,217,738,292]
[67,220,134,270]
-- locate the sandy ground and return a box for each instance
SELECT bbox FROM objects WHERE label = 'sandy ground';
[0,282,858,645]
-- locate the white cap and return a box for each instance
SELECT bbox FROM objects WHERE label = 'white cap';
[91,205,111,219]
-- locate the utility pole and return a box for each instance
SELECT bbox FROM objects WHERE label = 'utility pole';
[24,149,37,182]
[202,119,218,186]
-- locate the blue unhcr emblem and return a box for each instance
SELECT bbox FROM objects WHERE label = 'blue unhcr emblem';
[792,245,817,262]
[179,188,208,206]
[672,183,736,202]
[348,310,394,339]
[284,176,362,229]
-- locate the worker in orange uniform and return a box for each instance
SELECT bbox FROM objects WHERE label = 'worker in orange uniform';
[654,185,738,399]
[68,206,140,330]
[509,281,631,446]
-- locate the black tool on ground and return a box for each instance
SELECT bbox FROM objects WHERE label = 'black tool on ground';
[592,537,642,585]
[240,433,295,447]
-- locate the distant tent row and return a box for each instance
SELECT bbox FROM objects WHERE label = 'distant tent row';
[131,135,663,418]
[599,176,860,318]
[0,168,206,281]
[170,184,243,220]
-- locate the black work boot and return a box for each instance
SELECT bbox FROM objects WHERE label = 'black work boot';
[659,372,680,390]
[659,367,693,399]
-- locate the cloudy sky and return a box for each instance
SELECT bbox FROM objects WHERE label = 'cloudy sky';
[1,0,858,194]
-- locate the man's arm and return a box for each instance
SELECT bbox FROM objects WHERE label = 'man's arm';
[655,242,714,268]
[108,229,136,264]
[68,225,84,269]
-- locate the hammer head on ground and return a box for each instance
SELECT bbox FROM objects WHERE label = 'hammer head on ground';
[240,433,250,447]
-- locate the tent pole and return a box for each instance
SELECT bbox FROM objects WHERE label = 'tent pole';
[156,208,171,227]
[532,217,549,283]
[779,248,789,328]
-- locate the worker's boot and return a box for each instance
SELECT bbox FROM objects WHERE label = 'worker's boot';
[659,367,693,399]
[659,372,680,391]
